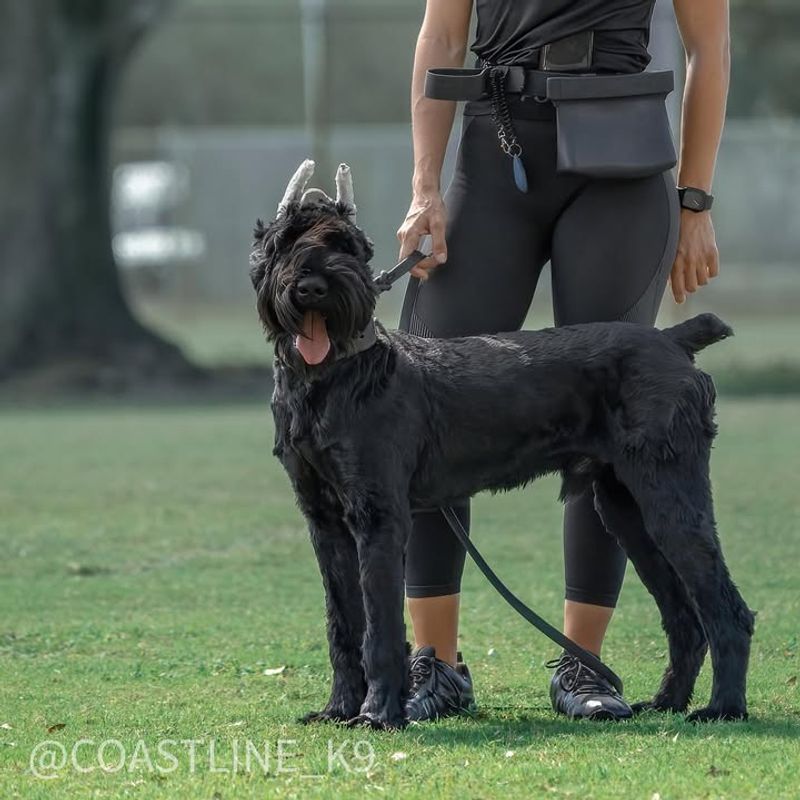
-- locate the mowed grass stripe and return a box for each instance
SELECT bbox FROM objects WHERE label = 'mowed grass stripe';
[0,399,798,798]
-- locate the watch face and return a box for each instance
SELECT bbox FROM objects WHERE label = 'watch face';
[683,189,706,210]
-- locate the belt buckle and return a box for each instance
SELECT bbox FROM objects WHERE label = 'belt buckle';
[539,31,594,72]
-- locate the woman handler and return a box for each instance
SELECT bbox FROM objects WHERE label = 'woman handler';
[396,0,729,721]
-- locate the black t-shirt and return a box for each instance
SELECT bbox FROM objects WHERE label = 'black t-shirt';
[470,0,657,73]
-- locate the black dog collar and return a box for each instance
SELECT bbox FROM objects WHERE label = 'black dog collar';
[333,250,427,362]
[334,317,378,361]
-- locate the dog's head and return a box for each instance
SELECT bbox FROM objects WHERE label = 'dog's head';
[250,160,377,366]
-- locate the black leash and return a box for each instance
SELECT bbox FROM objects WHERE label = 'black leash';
[372,251,624,695]
[440,507,623,694]
[374,249,428,293]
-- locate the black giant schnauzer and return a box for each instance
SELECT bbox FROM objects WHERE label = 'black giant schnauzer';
[250,160,754,730]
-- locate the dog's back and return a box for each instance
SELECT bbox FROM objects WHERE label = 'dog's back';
[390,314,732,502]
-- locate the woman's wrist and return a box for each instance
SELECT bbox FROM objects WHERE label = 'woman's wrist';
[412,173,441,197]
[677,171,713,193]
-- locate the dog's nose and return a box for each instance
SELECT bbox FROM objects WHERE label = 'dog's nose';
[295,274,328,302]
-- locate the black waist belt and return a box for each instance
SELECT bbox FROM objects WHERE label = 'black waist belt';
[425,29,597,101]
[425,65,552,102]
[424,64,675,104]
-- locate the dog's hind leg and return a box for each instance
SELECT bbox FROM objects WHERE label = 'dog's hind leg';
[592,469,707,713]
[288,459,367,725]
[345,498,411,730]
[616,459,755,722]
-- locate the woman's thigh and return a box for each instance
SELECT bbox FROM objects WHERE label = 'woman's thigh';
[549,171,680,326]
[400,115,555,338]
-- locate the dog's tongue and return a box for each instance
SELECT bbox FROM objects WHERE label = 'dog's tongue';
[295,310,331,365]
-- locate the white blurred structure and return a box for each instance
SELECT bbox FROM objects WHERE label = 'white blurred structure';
[111,161,206,277]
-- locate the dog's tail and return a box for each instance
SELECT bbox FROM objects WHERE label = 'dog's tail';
[662,312,733,357]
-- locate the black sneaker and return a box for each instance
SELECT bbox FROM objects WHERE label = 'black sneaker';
[405,645,476,722]
[547,652,633,721]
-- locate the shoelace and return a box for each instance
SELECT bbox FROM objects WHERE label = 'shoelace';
[545,654,616,697]
[408,656,467,715]
[409,655,434,692]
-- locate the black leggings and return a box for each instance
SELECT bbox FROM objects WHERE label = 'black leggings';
[400,97,679,607]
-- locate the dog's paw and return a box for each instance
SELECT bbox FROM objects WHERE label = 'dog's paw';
[298,707,353,725]
[631,699,687,715]
[345,712,407,731]
[686,706,748,723]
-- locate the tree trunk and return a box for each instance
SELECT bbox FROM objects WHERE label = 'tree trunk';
[0,0,191,382]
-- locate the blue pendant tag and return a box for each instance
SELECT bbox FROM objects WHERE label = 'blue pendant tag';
[512,154,528,193]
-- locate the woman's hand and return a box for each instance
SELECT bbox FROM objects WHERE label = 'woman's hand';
[396,191,448,280]
[670,209,720,304]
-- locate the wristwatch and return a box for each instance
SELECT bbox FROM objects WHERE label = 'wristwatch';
[677,186,714,213]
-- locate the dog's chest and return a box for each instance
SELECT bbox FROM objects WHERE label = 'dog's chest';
[285,426,343,488]
[273,377,344,485]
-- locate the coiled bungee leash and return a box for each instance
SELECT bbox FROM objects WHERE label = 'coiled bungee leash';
[486,65,529,193]
[373,250,624,695]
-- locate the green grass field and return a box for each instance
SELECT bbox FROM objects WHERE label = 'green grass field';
[1,398,799,799]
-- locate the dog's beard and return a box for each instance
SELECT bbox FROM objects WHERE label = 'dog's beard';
[261,256,376,365]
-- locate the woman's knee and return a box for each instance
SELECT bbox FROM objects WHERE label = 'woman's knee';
[405,504,470,595]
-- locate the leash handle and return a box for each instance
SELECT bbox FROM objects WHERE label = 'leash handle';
[440,505,624,695]
[374,250,427,293]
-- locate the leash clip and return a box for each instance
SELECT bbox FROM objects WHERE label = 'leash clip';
[373,250,427,293]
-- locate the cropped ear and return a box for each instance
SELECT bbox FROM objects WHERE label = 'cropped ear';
[335,163,357,224]
[277,159,315,217]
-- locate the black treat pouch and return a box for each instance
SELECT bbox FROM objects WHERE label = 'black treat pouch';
[546,70,677,179]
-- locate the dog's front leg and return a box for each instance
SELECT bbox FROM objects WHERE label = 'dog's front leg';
[346,501,410,730]
[301,522,368,724]
[284,454,367,724]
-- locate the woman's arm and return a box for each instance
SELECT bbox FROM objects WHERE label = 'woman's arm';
[397,0,473,279]
[671,0,731,304]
